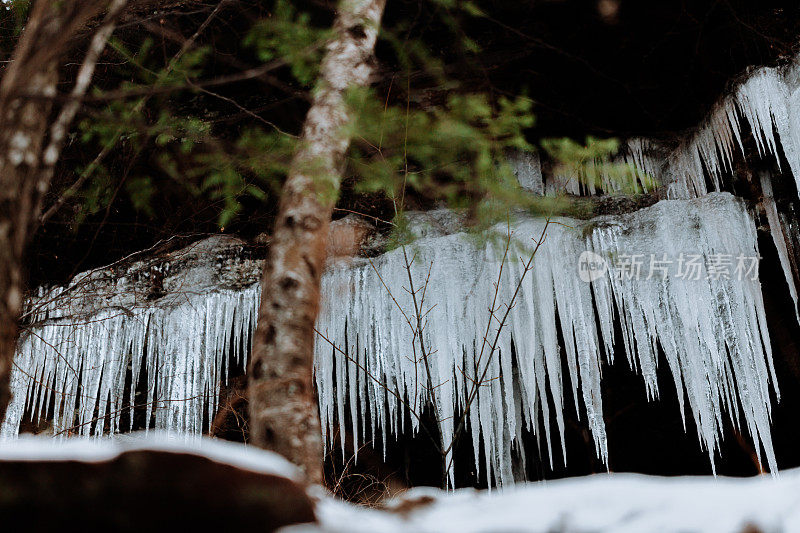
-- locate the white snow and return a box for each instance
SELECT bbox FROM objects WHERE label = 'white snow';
[315,192,778,485]
[0,431,301,479]
[289,470,800,533]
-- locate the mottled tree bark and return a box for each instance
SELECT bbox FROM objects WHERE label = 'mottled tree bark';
[248,0,386,483]
[0,0,127,423]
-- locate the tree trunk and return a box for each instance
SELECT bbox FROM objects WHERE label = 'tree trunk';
[0,0,126,424]
[248,0,387,484]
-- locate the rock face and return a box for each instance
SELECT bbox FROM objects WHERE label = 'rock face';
[327,215,381,259]
[0,435,316,531]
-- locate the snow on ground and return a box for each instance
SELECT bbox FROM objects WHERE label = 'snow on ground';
[292,470,800,533]
[2,434,798,532]
[0,431,302,480]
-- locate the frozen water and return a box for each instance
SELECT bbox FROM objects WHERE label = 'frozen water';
[2,196,779,486]
[1,236,261,439]
[315,193,778,484]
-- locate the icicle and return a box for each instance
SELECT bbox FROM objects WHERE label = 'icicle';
[546,171,583,196]
[625,138,663,189]
[654,59,800,202]
[760,172,800,321]
[2,196,782,485]
[736,69,785,164]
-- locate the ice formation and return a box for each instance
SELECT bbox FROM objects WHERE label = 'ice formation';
[513,140,656,197]
[1,236,261,438]
[622,62,800,317]
[316,193,778,485]
[510,151,543,195]
[517,60,800,202]
[518,57,800,317]
[3,194,779,486]
[759,172,800,321]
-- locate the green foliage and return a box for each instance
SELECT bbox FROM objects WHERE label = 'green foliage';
[7,0,28,26]
[342,1,647,245]
[245,0,332,86]
[59,0,647,237]
[76,96,291,228]
[0,0,29,58]
[108,36,210,89]
[71,29,295,228]
[347,88,536,225]
[125,176,156,217]
[73,165,114,226]
[541,136,656,194]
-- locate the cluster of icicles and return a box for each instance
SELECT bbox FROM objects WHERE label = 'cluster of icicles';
[316,193,778,485]
[1,280,260,439]
[3,57,800,486]
[320,58,800,484]
[530,61,800,203]
[636,64,800,200]
[627,63,800,319]
[520,60,800,341]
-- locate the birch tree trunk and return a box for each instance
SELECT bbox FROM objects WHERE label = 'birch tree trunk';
[248,0,387,483]
[0,0,126,423]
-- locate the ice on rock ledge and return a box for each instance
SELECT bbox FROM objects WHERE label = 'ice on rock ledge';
[2,196,779,487]
[585,57,800,320]
[3,287,260,439]
[315,193,778,485]
[616,61,800,200]
[1,236,262,440]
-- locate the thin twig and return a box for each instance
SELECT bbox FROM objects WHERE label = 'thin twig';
[443,218,552,478]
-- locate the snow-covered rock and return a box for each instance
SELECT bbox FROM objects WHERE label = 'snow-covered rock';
[0,433,316,531]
